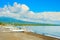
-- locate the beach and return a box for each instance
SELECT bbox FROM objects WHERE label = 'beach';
[0,32,59,40]
[0,26,60,40]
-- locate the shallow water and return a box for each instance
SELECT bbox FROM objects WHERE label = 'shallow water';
[16,26,60,38]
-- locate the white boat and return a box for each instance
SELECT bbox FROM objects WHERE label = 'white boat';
[11,28,25,32]
[5,26,25,32]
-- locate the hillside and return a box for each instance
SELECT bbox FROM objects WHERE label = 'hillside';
[0,17,59,26]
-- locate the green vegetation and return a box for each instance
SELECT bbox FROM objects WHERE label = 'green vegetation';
[0,22,60,26]
[14,23,59,26]
[0,22,6,25]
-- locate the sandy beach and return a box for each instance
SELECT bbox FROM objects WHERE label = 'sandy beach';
[0,32,59,40]
[0,32,44,40]
[0,26,59,40]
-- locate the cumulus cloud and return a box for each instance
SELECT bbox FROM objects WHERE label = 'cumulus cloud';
[0,2,60,24]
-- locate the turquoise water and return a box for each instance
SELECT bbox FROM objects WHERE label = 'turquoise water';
[17,26,60,39]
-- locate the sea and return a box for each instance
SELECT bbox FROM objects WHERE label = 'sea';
[16,26,60,39]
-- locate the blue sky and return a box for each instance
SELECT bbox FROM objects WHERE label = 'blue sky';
[0,0,60,24]
[0,0,60,12]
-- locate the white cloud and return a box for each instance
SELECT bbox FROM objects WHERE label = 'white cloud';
[42,12,60,21]
[0,2,60,24]
[21,4,29,11]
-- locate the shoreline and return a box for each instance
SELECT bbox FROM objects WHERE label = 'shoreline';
[24,32,60,40]
[0,25,60,40]
[0,32,59,40]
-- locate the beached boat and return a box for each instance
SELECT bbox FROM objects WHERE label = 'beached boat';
[5,27,25,32]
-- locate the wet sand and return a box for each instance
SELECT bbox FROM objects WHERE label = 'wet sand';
[0,32,59,40]
[25,32,60,40]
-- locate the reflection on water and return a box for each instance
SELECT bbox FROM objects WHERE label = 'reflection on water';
[17,26,60,38]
